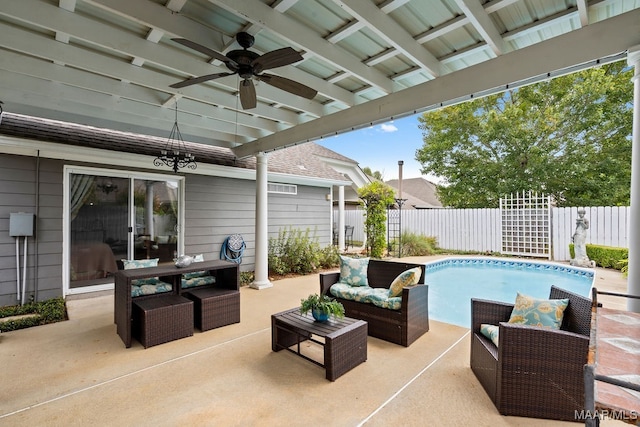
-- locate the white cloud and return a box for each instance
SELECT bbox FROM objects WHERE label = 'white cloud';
[379,123,398,133]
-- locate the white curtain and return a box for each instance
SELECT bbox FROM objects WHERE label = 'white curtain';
[70,174,95,221]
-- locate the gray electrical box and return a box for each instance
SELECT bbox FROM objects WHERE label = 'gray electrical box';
[10,212,35,237]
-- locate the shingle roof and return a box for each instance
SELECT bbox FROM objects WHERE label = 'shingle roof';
[386,177,443,208]
[0,112,348,182]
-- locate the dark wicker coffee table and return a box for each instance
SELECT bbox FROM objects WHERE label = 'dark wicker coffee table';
[271,307,367,381]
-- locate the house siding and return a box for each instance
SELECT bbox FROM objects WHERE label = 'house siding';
[0,155,63,306]
[185,175,332,267]
[0,154,332,305]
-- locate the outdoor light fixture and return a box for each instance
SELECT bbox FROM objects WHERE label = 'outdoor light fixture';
[154,102,196,173]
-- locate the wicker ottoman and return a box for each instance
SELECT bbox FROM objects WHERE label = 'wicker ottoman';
[132,295,194,348]
[184,287,240,331]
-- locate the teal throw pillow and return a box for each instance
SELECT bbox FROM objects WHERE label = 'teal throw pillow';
[388,266,422,297]
[338,256,369,287]
[480,324,500,347]
[508,292,569,329]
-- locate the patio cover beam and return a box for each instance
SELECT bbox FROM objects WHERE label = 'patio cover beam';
[233,8,640,159]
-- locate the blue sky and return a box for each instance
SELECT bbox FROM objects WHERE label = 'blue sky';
[317,113,436,182]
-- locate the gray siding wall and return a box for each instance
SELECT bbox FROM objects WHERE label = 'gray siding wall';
[0,155,332,305]
[0,155,63,306]
[184,175,331,270]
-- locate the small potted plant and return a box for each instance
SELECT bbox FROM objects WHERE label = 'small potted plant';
[300,293,345,322]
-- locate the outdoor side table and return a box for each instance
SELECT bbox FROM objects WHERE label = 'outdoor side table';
[271,307,368,381]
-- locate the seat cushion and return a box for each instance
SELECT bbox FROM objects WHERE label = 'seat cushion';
[330,283,401,310]
[364,288,402,310]
[330,283,371,302]
[131,279,173,297]
[181,275,217,289]
[480,324,500,347]
[182,254,207,280]
[122,258,159,269]
[508,292,569,329]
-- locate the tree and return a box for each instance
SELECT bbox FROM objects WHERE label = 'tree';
[358,181,395,258]
[362,166,383,181]
[416,61,633,208]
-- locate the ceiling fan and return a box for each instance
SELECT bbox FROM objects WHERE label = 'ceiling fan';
[170,32,317,110]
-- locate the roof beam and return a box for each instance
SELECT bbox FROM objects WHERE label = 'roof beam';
[210,0,394,93]
[0,69,262,145]
[0,0,321,122]
[577,0,589,26]
[233,7,640,158]
[85,0,352,108]
[333,0,442,77]
[455,0,505,56]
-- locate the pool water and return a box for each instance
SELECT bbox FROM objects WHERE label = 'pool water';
[424,258,594,328]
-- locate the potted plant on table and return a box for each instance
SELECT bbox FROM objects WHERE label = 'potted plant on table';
[300,293,345,322]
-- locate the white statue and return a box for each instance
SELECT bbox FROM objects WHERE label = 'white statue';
[570,208,594,268]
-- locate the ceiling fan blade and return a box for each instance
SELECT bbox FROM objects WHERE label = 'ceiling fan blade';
[172,38,237,67]
[256,74,317,99]
[239,79,257,109]
[252,47,303,73]
[169,72,234,89]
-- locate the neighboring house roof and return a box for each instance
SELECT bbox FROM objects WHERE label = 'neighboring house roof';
[267,142,353,182]
[386,177,443,208]
[0,112,349,183]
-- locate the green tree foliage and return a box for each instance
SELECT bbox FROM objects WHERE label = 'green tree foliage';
[362,166,384,181]
[358,181,395,258]
[416,62,633,208]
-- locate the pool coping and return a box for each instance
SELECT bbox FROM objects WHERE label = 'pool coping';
[424,256,595,280]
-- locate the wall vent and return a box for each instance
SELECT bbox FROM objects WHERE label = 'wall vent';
[268,182,297,195]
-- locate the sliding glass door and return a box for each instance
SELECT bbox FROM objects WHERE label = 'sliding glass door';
[132,179,179,264]
[67,169,181,291]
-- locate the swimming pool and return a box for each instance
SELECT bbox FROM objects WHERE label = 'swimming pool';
[424,258,595,328]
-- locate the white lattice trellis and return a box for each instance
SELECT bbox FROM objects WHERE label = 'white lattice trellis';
[500,192,551,258]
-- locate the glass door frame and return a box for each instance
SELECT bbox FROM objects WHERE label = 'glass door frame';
[63,165,185,296]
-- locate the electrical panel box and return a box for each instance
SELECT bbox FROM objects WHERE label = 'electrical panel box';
[10,212,35,237]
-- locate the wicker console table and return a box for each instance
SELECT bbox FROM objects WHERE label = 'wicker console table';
[115,260,239,348]
[271,308,367,381]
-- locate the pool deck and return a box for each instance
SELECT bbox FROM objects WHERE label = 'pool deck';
[0,255,630,426]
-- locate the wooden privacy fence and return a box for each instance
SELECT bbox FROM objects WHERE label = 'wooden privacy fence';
[334,206,630,261]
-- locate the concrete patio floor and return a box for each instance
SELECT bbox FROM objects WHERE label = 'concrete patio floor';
[0,256,629,426]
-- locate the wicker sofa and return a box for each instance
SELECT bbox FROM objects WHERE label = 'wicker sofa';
[470,285,592,422]
[319,259,428,347]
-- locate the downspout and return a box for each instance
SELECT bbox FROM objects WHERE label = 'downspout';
[35,151,40,301]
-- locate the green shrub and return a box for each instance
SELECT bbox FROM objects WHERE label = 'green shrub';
[317,244,340,269]
[268,227,337,275]
[0,297,67,332]
[395,232,438,257]
[239,271,254,287]
[619,258,628,277]
[569,243,628,270]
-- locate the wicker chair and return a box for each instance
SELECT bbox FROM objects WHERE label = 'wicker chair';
[470,285,592,422]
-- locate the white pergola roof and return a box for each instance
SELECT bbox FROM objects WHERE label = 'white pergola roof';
[1,0,639,159]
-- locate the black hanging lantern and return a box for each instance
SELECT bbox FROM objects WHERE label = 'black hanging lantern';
[154,102,196,173]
